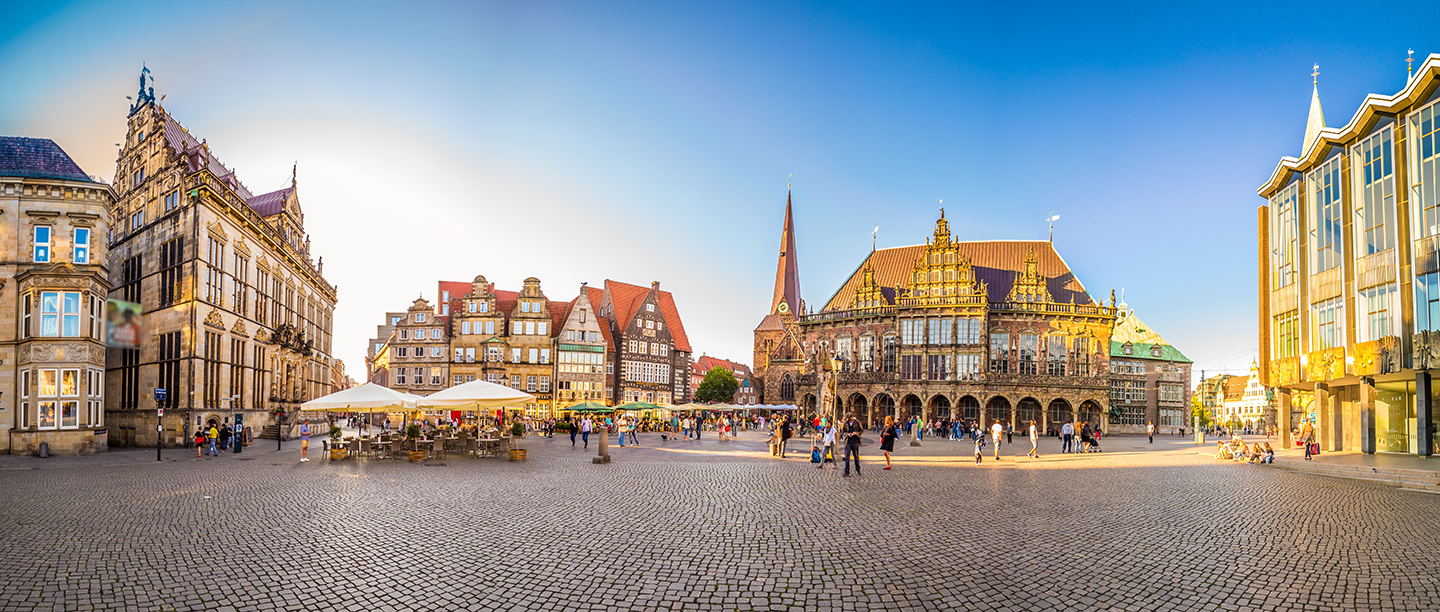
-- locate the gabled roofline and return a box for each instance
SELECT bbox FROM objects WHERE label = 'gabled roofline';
[1258,54,1440,197]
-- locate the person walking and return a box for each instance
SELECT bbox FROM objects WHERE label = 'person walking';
[1300,419,1316,460]
[207,423,220,457]
[1147,421,1155,444]
[219,424,232,454]
[991,420,1004,461]
[628,418,640,446]
[879,415,898,470]
[818,421,838,469]
[568,417,578,448]
[779,415,793,459]
[1027,420,1039,458]
[298,421,312,462]
[1061,421,1075,453]
[1005,422,1013,445]
[841,413,863,476]
[618,415,628,448]
[195,427,206,458]
[1079,422,1094,453]
[581,416,593,449]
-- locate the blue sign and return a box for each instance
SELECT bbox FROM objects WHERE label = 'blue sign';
[154,388,167,401]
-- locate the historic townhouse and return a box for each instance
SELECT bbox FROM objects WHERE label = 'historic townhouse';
[1258,56,1440,456]
[755,195,1122,432]
[503,278,558,416]
[390,297,447,399]
[553,284,607,407]
[105,71,337,446]
[590,280,693,406]
[2,138,113,455]
[1107,303,1192,432]
[364,310,406,381]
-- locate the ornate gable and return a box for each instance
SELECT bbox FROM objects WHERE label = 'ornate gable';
[231,319,248,336]
[897,210,984,306]
[1006,249,1053,303]
[849,261,888,310]
[204,310,225,329]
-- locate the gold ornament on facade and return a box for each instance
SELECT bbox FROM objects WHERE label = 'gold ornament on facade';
[1305,347,1346,382]
[1377,335,1401,374]
[1269,357,1300,386]
[1353,340,1381,376]
[1006,249,1053,303]
[203,310,226,329]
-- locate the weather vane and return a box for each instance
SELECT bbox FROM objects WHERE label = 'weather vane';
[872,224,878,252]
[1048,213,1060,242]
[1408,49,1416,80]
[1313,63,1319,86]
[788,173,792,189]
[939,199,944,218]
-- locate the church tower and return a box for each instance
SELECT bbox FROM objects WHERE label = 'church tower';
[754,191,806,404]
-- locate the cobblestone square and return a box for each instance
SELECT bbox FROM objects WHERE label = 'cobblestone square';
[2,432,1438,611]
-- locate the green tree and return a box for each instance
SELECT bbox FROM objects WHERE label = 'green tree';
[1190,396,1213,428]
[695,367,739,404]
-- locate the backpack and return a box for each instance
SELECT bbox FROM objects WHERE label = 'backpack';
[810,447,822,463]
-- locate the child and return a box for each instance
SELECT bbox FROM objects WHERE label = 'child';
[974,435,985,465]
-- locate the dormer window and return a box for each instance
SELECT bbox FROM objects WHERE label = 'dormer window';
[1151,346,1162,358]
[414,313,426,323]
[480,302,489,313]
[1123,343,1133,355]
[521,302,530,313]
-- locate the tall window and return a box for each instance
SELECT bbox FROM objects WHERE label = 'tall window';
[857,335,875,372]
[1310,297,1344,350]
[73,228,90,264]
[164,189,180,212]
[158,238,183,307]
[204,331,221,408]
[900,319,923,345]
[1070,336,1091,377]
[205,236,223,305]
[882,335,897,373]
[957,317,981,344]
[233,256,249,316]
[1416,272,1440,332]
[33,226,51,262]
[957,353,980,380]
[779,373,795,402]
[1046,336,1067,376]
[989,333,1010,373]
[1353,126,1395,255]
[396,367,407,385]
[255,268,269,324]
[121,255,141,304]
[927,318,952,345]
[1408,102,1440,238]
[1273,311,1299,359]
[1359,285,1396,342]
[156,332,181,410]
[1017,333,1038,375]
[1308,155,1343,273]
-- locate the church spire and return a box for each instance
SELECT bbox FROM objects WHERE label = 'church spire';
[1303,63,1326,155]
[770,190,802,315]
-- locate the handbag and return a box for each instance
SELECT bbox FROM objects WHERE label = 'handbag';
[1310,443,1320,455]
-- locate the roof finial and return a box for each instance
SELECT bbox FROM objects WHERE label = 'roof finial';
[1408,49,1416,81]
[939,199,944,219]
[788,173,792,189]
[1048,213,1060,242]
[871,224,878,252]
[1312,63,1319,86]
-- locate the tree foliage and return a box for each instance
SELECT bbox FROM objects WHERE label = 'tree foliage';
[695,367,739,404]
[1190,396,1213,428]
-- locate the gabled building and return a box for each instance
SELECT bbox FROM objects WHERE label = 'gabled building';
[589,280,692,406]
[691,355,757,405]
[2,137,114,455]
[754,194,1120,431]
[105,69,337,446]
[553,284,607,409]
[1107,302,1192,432]
[389,297,447,397]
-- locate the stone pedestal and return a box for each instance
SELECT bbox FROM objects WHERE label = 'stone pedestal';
[592,425,611,464]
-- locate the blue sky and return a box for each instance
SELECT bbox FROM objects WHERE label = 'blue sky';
[2,1,1435,383]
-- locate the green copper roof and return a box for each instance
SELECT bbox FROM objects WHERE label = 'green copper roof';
[1110,340,1191,363]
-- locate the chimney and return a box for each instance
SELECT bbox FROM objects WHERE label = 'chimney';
[651,281,660,290]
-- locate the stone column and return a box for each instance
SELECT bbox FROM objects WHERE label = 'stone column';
[1418,372,1433,457]
[1314,384,1332,452]
[1360,381,1376,454]
[1327,385,1343,452]
[1278,389,1293,448]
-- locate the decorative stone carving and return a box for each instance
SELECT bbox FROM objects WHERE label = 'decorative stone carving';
[1269,357,1300,386]
[1353,340,1381,376]
[1415,330,1440,370]
[1378,335,1401,374]
[231,319,248,336]
[1305,347,1346,382]
[204,310,226,329]
[254,328,269,343]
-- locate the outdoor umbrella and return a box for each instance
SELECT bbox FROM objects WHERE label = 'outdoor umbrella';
[300,382,422,437]
[416,379,535,409]
[567,402,615,414]
[616,401,663,412]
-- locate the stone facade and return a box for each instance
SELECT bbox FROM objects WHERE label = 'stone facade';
[103,74,338,447]
[390,297,448,400]
[755,202,1119,432]
[553,285,607,408]
[1106,304,1193,434]
[2,138,114,454]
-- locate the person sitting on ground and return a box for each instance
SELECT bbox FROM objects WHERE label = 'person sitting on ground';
[1259,442,1275,464]
[1215,440,1232,460]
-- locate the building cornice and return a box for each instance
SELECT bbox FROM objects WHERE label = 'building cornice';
[1259,54,1440,197]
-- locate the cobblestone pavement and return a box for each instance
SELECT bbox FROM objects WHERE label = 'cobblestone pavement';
[2,431,1439,612]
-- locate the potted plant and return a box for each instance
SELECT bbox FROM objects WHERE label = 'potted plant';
[508,421,527,462]
[406,423,427,462]
[328,425,346,460]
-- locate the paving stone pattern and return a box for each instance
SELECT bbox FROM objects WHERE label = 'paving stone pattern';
[1,432,1438,611]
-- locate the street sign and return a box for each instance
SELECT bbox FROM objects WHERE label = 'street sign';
[155,388,167,402]
[157,408,164,417]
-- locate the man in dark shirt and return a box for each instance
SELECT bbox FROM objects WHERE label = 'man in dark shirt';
[779,415,793,458]
[842,413,863,477]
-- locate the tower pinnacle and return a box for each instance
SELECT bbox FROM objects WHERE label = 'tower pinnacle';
[770,191,802,315]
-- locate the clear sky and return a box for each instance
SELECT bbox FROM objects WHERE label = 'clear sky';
[2,1,1435,384]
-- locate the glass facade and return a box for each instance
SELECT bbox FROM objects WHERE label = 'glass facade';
[1374,382,1414,454]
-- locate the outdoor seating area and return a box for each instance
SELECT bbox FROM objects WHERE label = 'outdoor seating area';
[322,428,512,460]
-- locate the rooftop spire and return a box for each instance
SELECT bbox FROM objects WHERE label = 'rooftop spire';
[1303,64,1326,155]
[1408,48,1416,82]
[770,190,802,316]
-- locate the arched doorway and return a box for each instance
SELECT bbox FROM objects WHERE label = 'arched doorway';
[801,393,817,415]
[928,395,952,421]
[848,394,868,421]
[1017,397,1042,429]
[958,395,980,422]
[873,394,894,426]
[986,396,1011,426]
[1047,398,1072,434]
[900,394,922,422]
[1079,400,1103,428]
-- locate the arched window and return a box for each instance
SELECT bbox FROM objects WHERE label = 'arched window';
[780,373,795,402]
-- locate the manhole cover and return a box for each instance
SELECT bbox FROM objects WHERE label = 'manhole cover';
[423,463,448,467]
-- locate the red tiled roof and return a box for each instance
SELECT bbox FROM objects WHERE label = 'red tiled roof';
[822,240,1096,311]
[604,280,692,353]
[246,186,292,217]
[434,280,470,327]
[697,355,751,377]
[585,286,615,352]
[547,301,568,338]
